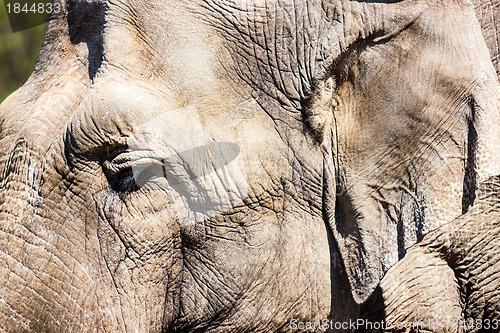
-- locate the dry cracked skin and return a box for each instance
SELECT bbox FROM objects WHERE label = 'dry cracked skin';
[0,0,500,332]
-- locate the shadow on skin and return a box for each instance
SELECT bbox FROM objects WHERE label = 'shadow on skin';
[67,1,105,80]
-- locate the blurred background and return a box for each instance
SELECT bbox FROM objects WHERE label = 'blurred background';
[0,0,47,102]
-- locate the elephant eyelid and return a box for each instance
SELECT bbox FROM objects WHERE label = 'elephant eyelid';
[103,154,163,176]
[102,150,166,192]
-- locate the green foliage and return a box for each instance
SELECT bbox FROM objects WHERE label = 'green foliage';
[0,0,47,102]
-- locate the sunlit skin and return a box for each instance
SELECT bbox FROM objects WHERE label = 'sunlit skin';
[0,0,500,332]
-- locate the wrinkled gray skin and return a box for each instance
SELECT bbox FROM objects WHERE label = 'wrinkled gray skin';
[1,0,500,332]
[357,0,500,331]
[362,177,500,332]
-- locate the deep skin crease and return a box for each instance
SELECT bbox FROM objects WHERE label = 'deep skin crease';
[0,0,500,332]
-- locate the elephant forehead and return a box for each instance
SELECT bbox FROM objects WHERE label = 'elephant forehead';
[99,5,221,95]
[94,0,310,102]
[93,0,430,110]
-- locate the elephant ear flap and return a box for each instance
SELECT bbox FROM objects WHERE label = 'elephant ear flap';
[322,156,393,304]
[467,86,500,200]
[332,228,386,304]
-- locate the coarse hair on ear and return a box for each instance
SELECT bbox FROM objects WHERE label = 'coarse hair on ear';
[304,76,338,144]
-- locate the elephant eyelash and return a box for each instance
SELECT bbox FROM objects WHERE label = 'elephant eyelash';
[103,157,172,194]
[100,147,166,193]
[104,167,141,193]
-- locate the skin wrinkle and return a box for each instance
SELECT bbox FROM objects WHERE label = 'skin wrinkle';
[2,0,500,331]
[366,180,500,327]
[178,264,234,328]
[0,233,93,330]
[251,2,287,107]
[473,0,500,76]
[204,0,310,112]
[0,293,33,332]
[95,130,302,330]
[94,232,127,324]
[186,250,236,306]
[57,189,123,326]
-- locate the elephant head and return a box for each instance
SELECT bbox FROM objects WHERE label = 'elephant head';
[0,0,499,331]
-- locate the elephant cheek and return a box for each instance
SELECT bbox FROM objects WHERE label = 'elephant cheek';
[93,188,189,328]
[94,189,184,285]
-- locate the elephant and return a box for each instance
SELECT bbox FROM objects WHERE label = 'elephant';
[1,0,500,332]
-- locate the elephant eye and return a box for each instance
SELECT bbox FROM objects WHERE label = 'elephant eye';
[101,142,241,195]
[105,167,140,192]
[102,148,166,193]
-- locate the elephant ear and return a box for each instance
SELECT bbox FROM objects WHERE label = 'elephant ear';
[323,154,385,304]
[323,32,500,304]
[315,0,500,303]
[313,0,432,304]
[312,82,393,303]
